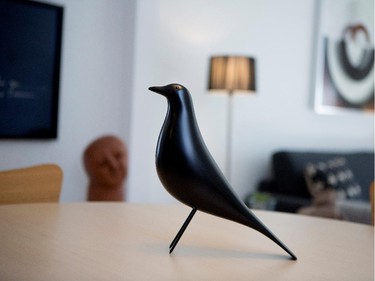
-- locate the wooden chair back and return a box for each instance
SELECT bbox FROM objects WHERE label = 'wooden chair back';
[0,164,63,204]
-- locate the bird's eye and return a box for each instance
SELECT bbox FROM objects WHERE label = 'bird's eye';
[175,85,182,90]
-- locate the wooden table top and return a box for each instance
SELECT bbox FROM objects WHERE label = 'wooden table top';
[0,203,373,281]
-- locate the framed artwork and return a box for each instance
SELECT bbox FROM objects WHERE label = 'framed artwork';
[0,0,63,139]
[313,0,374,114]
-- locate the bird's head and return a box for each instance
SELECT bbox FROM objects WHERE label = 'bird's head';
[149,83,188,99]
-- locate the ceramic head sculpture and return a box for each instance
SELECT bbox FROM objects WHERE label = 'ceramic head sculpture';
[149,83,297,260]
[83,135,128,201]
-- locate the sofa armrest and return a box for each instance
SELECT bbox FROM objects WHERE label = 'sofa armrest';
[270,193,312,213]
[258,179,278,193]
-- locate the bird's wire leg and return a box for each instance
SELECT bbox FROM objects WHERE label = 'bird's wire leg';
[169,207,197,254]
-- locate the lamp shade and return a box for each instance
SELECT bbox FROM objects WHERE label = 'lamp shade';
[208,56,256,92]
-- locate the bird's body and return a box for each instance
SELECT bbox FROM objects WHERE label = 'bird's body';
[150,83,296,260]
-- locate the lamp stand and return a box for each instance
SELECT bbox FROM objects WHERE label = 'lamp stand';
[225,91,234,183]
[208,56,256,183]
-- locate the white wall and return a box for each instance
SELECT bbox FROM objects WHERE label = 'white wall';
[0,0,373,203]
[0,0,136,201]
[127,0,374,203]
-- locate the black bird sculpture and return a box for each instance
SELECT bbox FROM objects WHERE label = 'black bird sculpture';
[149,83,297,260]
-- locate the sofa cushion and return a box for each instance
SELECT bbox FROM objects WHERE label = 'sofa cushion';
[304,157,362,200]
[272,151,374,201]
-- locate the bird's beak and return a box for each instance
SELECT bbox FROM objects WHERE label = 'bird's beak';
[148,86,164,95]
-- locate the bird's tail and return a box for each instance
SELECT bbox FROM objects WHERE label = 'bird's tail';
[245,211,297,260]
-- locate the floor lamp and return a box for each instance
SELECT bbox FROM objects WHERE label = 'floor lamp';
[208,55,256,183]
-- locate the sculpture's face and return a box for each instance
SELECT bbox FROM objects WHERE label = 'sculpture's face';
[84,137,127,187]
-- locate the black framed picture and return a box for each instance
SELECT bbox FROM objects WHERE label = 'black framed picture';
[0,0,63,139]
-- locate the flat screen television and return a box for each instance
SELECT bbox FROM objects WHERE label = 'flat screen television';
[0,0,63,139]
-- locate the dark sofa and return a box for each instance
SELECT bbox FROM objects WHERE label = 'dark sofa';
[245,150,374,215]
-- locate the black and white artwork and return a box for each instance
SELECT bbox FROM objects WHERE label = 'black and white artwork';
[314,0,374,114]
